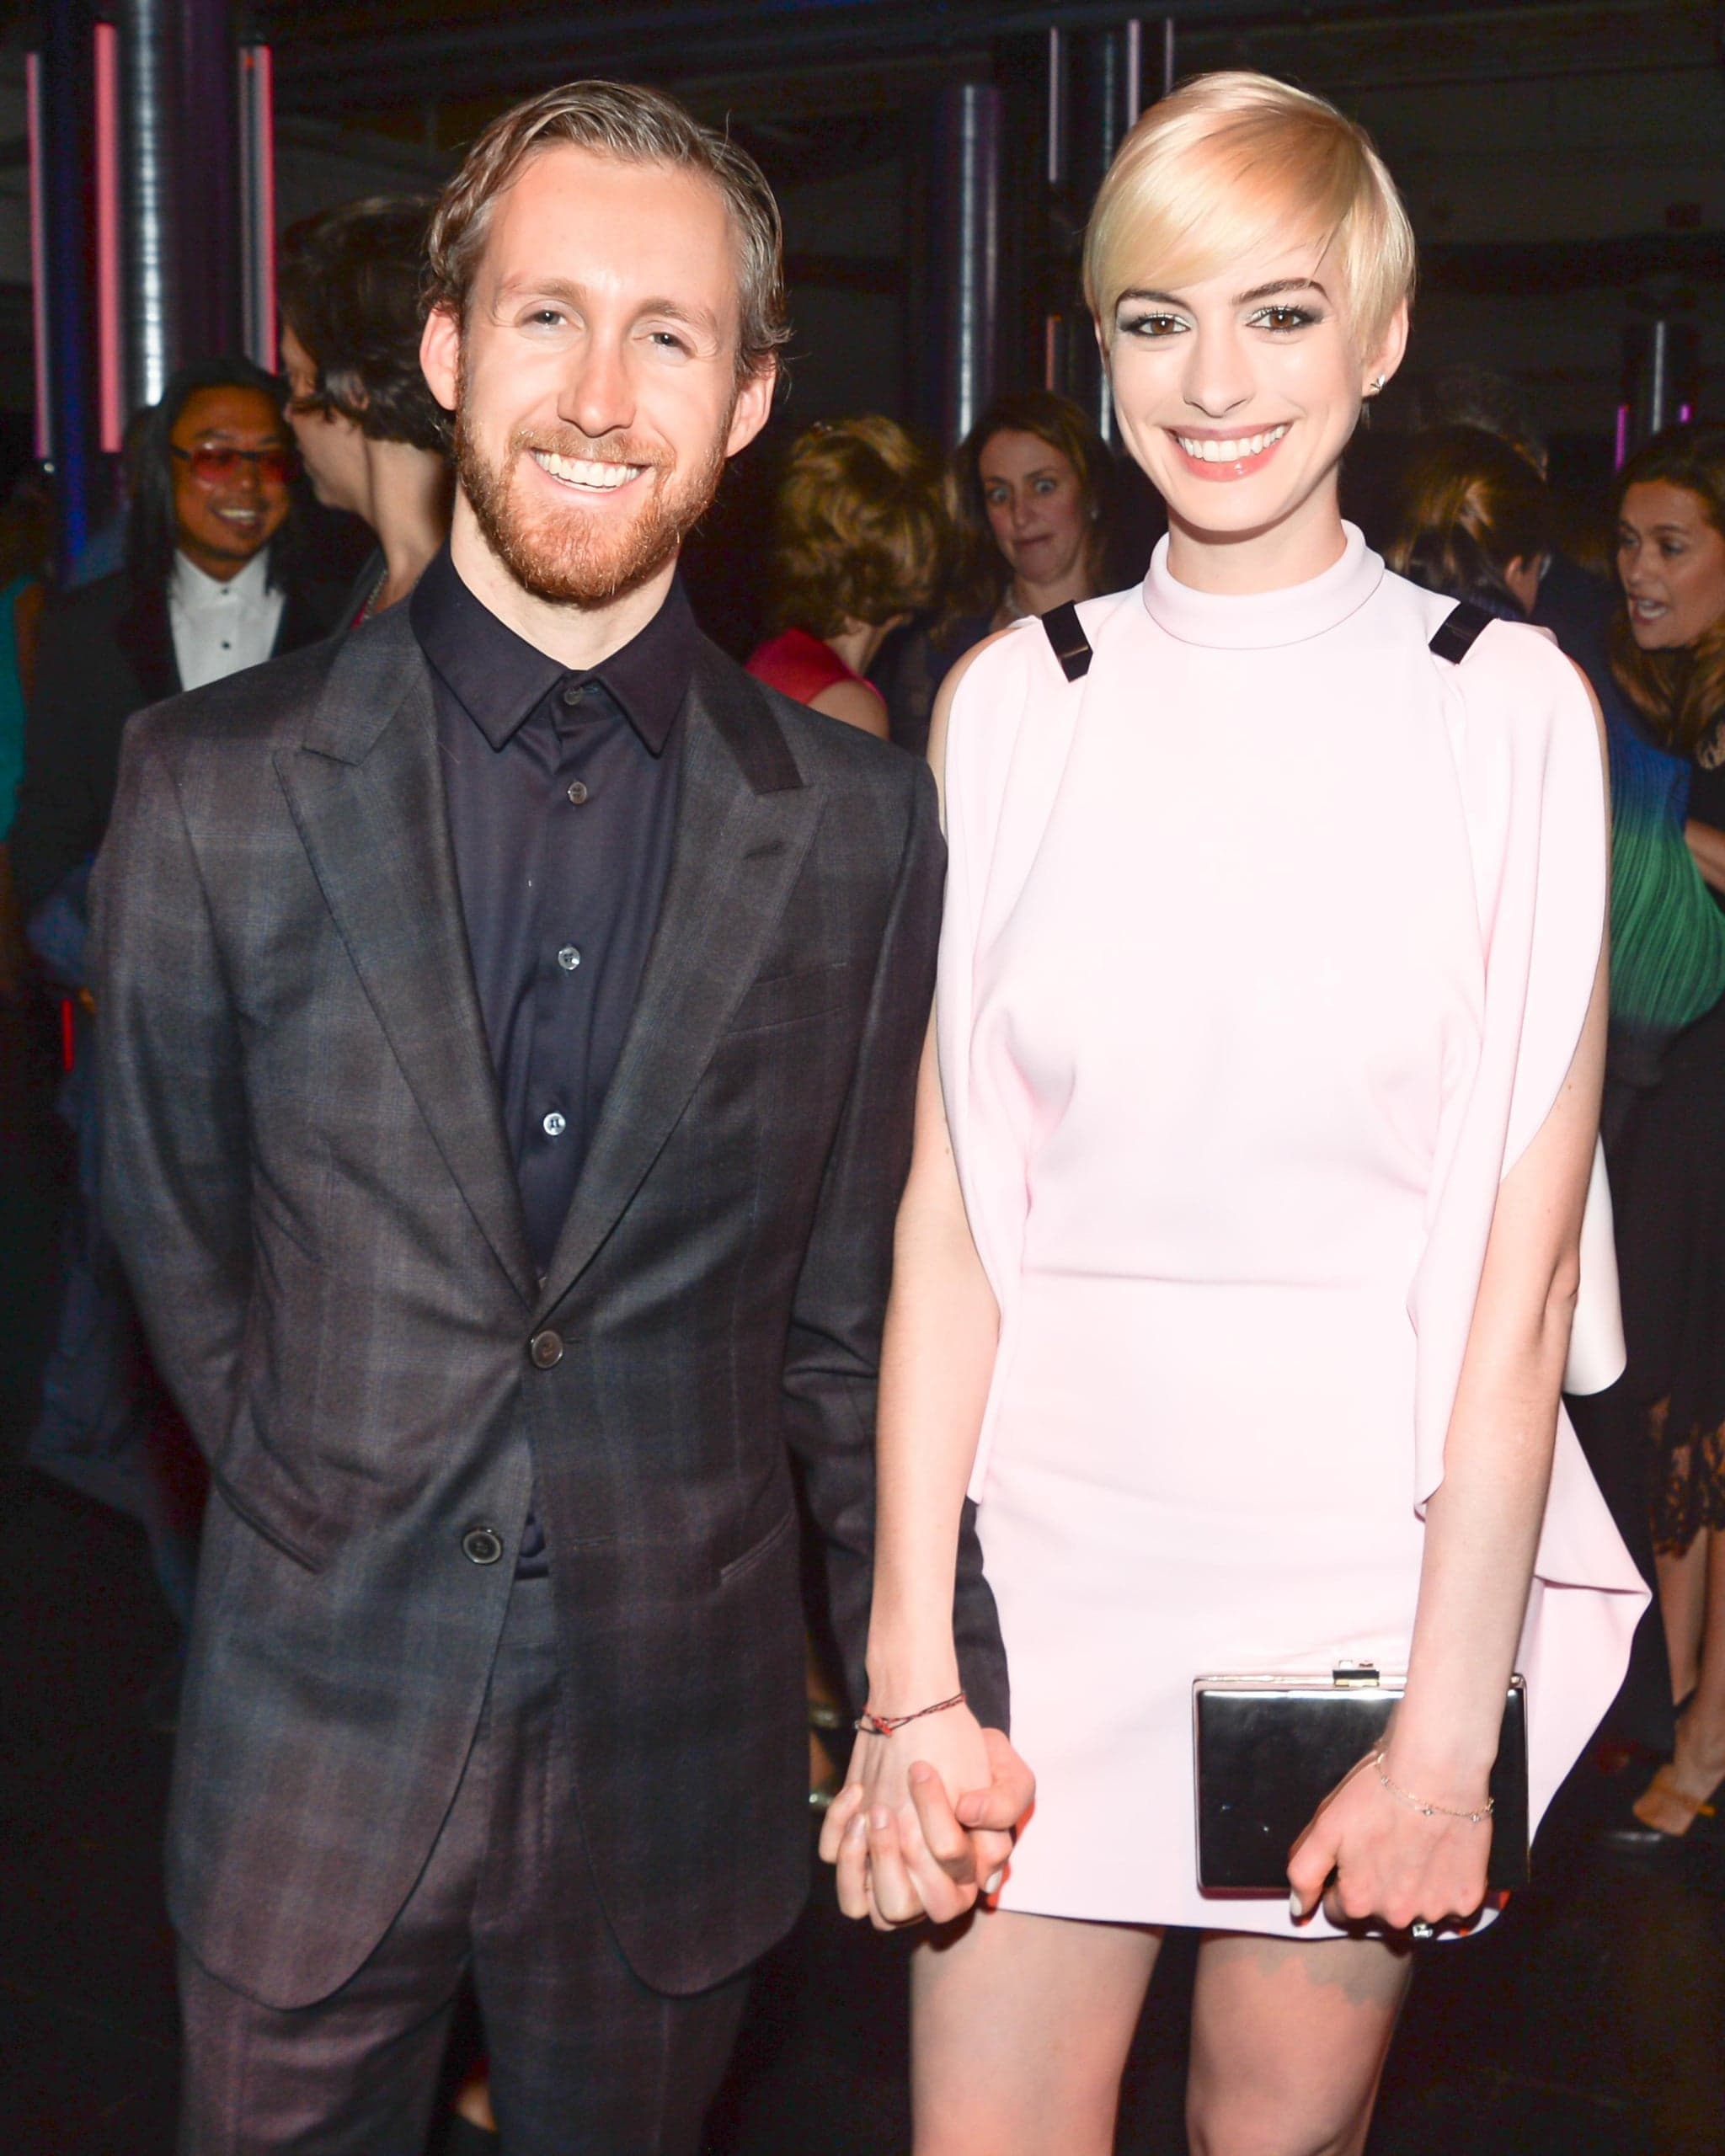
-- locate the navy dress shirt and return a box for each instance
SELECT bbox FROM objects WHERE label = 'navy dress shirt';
[411,546,694,1572]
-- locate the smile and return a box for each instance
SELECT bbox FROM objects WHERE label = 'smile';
[1169,424,1290,472]
[213,506,265,526]
[1629,597,1669,620]
[531,449,645,494]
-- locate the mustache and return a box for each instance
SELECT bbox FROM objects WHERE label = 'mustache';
[512,426,670,472]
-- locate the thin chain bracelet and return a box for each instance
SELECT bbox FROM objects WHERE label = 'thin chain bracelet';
[855,1690,967,1737]
[1374,1752,1493,1825]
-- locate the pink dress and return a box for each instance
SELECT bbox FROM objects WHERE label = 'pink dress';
[937,527,1649,1936]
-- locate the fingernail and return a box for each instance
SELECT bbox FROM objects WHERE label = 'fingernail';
[870,1807,890,1832]
[1289,1889,1306,1920]
[846,1812,866,1842]
[985,1869,1002,1895]
[909,1762,932,1784]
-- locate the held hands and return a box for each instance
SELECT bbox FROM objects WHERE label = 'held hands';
[1287,1749,1493,1938]
[817,1702,1034,1930]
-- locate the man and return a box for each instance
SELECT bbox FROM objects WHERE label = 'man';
[93,82,1024,2155]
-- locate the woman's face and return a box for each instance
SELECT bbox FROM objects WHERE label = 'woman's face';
[977,430,1089,589]
[168,385,295,581]
[1617,480,1725,651]
[1105,234,1405,567]
[281,324,371,516]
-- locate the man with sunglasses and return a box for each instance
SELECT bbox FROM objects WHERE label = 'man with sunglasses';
[10,358,340,1700]
[12,356,338,921]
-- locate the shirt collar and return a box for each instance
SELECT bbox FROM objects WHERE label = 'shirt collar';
[171,546,275,611]
[409,543,697,755]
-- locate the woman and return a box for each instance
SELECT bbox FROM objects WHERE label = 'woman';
[747,414,947,740]
[822,72,1643,2154]
[874,392,1111,754]
[278,196,452,623]
[1385,424,1552,622]
[1607,424,1725,1838]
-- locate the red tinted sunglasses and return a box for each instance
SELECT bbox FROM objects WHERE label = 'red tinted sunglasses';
[172,444,298,486]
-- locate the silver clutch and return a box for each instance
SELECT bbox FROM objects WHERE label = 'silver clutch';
[1193,1663,1530,1894]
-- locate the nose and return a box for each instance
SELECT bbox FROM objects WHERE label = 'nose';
[558,328,636,442]
[1179,322,1254,420]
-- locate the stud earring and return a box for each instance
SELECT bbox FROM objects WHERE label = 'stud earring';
[1367,375,1386,395]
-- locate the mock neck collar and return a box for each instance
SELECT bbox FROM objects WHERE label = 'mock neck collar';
[1141,521,1383,650]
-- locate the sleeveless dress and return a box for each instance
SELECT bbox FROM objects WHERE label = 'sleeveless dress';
[746,626,867,707]
[937,526,1649,1938]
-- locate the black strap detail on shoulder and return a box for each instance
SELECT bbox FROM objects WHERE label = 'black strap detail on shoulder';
[1041,600,1093,681]
[1429,599,1493,664]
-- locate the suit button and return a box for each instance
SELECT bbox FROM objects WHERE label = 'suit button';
[462,1525,504,1566]
[529,1329,563,1369]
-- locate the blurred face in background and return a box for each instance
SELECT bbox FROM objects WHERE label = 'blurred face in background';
[169,385,294,581]
[420,143,772,607]
[1105,233,1405,575]
[1618,480,1725,652]
[979,429,1091,591]
[281,323,371,516]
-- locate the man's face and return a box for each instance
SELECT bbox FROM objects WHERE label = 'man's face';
[168,385,295,582]
[421,145,773,607]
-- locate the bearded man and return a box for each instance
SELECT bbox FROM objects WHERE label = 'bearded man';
[91,82,1027,2156]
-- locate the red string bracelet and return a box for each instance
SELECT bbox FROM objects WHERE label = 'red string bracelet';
[853,1690,967,1737]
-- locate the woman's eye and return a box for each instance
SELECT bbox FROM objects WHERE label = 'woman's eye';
[1119,311,1186,339]
[1250,305,1318,334]
[1661,541,1688,558]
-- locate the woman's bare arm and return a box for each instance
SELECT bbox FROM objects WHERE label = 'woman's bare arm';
[1685,817,1725,894]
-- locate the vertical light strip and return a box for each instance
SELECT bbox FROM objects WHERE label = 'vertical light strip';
[1045,26,1065,189]
[1162,15,1178,99]
[238,45,278,372]
[26,53,51,462]
[94,20,124,451]
[1123,19,1143,131]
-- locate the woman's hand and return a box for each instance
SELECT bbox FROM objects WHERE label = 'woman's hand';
[1286,1750,1493,1937]
[819,1702,1022,1930]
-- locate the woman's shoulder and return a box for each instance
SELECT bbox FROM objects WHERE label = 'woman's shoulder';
[745,625,852,705]
[1377,567,1598,756]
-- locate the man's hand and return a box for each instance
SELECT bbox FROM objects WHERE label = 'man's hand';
[822,1721,1034,1929]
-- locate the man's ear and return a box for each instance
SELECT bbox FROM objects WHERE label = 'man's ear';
[724,363,777,459]
[420,305,461,416]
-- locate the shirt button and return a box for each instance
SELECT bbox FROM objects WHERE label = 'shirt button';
[557,945,581,972]
[461,1524,505,1566]
[542,1110,567,1138]
[566,780,589,806]
[529,1329,563,1369]
[561,683,589,706]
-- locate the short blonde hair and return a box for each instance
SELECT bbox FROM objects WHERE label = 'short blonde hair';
[1083,71,1415,358]
[768,415,948,637]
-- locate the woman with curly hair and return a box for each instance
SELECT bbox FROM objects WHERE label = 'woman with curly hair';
[278,195,453,623]
[747,414,948,739]
[1604,422,1725,1839]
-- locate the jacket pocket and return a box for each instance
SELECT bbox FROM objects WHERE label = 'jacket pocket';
[718,1505,797,1588]
[723,962,849,1038]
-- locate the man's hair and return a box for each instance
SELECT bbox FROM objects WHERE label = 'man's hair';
[1084,70,1415,359]
[1610,422,1725,757]
[126,355,302,595]
[425,79,790,385]
[1385,424,1554,621]
[278,196,448,452]
[767,416,949,638]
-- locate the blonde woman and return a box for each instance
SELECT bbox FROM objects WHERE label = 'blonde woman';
[821,72,1645,2155]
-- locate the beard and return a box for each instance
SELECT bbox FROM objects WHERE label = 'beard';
[455,367,731,609]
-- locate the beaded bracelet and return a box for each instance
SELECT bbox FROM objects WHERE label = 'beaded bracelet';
[1374,1752,1494,1825]
[854,1689,967,1737]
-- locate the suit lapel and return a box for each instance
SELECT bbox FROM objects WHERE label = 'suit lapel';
[537,648,822,1311]
[275,611,537,1305]
[115,579,180,702]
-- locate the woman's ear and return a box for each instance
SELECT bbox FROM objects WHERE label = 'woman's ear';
[1364,298,1412,399]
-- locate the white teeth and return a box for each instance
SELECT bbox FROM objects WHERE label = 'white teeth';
[532,449,643,491]
[1173,424,1289,462]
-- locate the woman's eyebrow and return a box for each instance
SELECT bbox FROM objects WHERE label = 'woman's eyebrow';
[1233,278,1329,306]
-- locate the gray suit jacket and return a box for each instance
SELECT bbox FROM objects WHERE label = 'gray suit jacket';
[90,604,1007,2010]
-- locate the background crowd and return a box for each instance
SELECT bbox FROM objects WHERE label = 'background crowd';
[2,167,1723,2152]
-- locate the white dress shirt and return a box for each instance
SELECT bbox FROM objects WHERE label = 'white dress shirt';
[168,547,286,691]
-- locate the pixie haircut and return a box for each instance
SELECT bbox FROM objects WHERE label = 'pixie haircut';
[424,79,790,384]
[1083,71,1416,358]
[279,197,446,452]
[768,416,949,638]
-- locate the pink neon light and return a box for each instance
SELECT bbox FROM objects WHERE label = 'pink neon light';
[243,47,279,373]
[1614,403,1630,471]
[94,22,123,452]
[26,54,51,462]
